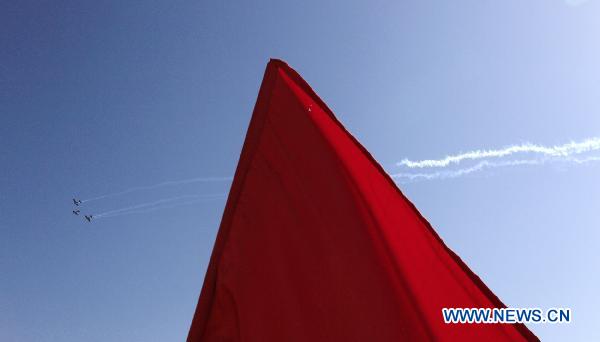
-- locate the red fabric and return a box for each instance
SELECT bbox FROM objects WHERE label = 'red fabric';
[187,59,537,341]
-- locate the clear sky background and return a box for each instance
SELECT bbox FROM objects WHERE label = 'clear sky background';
[2,1,599,341]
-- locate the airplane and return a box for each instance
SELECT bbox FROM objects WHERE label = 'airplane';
[72,198,82,206]
[84,215,93,222]
[72,209,80,215]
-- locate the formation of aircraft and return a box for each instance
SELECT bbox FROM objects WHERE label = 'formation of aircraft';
[72,198,92,223]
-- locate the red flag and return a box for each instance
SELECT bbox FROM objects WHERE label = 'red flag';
[187,59,537,341]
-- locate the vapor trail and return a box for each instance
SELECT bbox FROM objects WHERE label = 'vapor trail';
[94,194,225,218]
[82,176,232,203]
[397,137,600,169]
[391,155,600,183]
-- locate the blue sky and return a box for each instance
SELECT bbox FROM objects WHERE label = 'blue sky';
[1,1,599,340]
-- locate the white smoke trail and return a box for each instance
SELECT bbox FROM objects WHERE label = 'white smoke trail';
[96,197,224,219]
[391,155,600,183]
[392,159,543,182]
[568,155,600,164]
[397,137,600,169]
[93,194,225,218]
[82,176,232,203]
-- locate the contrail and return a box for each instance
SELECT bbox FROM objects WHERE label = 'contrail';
[93,194,225,218]
[391,155,600,183]
[397,137,600,169]
[82,176,232,203]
